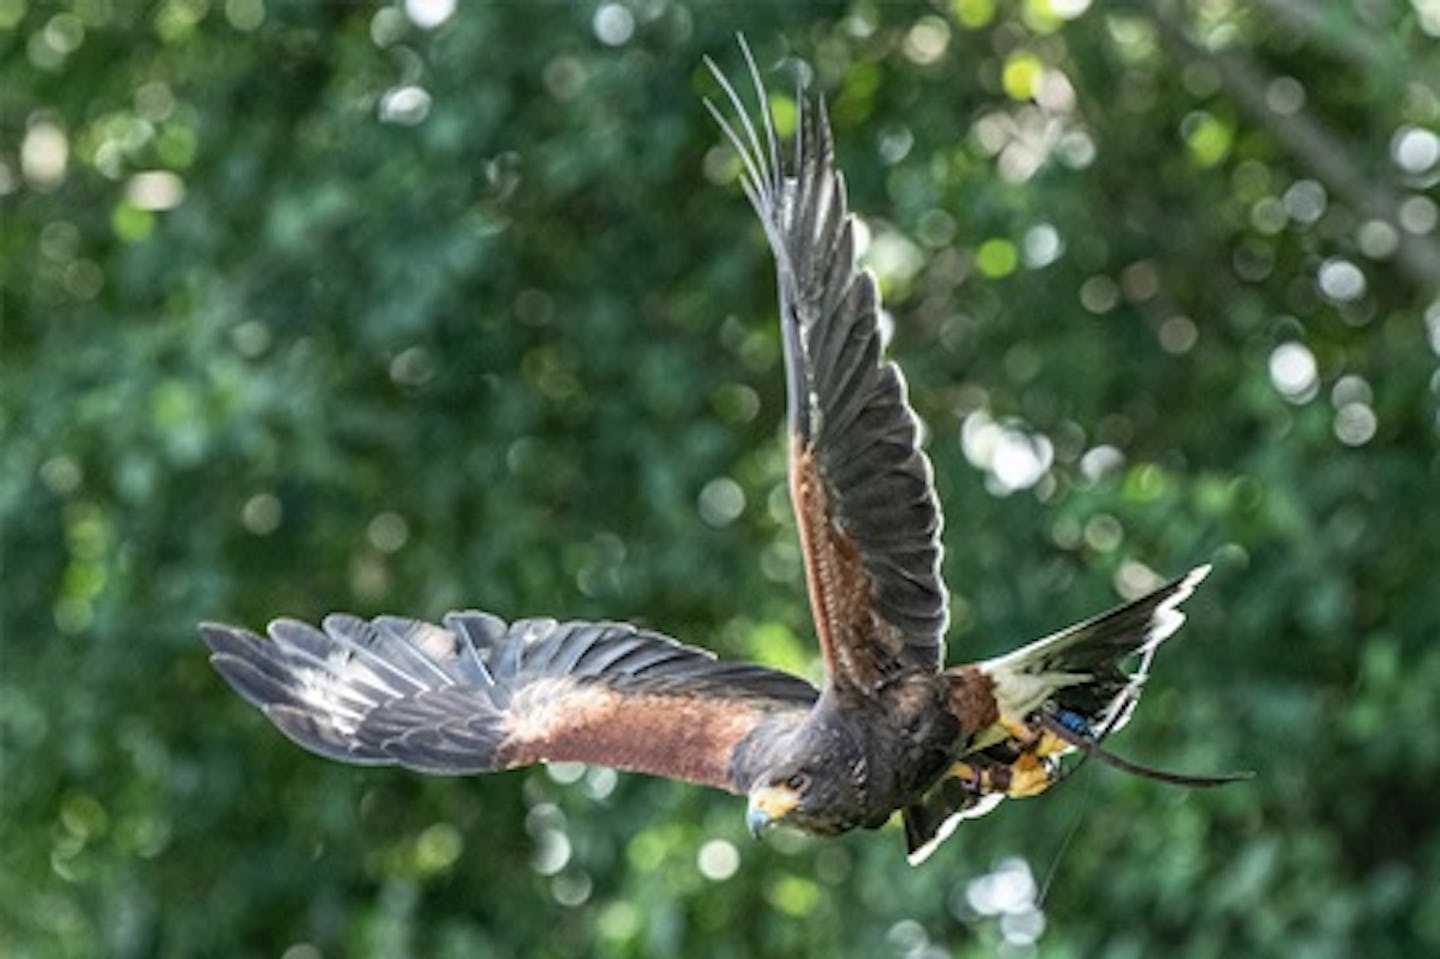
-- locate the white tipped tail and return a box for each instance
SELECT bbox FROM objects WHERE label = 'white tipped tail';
[980,565,1211,737]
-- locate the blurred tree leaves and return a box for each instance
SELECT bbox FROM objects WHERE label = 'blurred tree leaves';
[3,0,1439,956]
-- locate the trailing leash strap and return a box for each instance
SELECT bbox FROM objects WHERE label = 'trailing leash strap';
[1035,710,1253,788]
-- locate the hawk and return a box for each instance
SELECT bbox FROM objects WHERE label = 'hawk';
[203,39,1245,865]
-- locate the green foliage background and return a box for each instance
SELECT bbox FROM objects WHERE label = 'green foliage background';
[4,1,1439,956]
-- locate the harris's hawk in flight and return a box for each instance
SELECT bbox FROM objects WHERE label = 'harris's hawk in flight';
[202,38,1246,865]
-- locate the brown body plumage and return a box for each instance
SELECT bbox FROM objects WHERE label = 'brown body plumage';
[202,37,1244,867]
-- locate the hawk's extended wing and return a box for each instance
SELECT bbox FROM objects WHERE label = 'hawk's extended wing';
[202,613,815,793]
[706,42,948,690]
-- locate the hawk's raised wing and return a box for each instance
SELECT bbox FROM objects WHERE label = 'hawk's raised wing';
[706,42,948,690]
[202,613,815,792]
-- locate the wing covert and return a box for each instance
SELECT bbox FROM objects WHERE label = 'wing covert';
[706,39,949,687]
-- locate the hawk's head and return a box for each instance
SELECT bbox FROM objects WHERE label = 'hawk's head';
[746,718,872,837]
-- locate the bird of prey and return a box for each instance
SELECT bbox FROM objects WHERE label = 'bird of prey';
[202,38,1245,865]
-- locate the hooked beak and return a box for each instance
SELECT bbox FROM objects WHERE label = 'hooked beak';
[746,783,801,838]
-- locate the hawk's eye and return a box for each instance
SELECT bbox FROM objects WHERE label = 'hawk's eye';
[784,772,809,792]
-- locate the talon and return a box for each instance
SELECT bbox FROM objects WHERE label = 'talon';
[1005,752,1058,798]
[950,761,984,793]
[1033,730,1073,758]
[998,710,1037,746]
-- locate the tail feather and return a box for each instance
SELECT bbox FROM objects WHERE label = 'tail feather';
[903,770,1005,865]
[980,565,1211,737]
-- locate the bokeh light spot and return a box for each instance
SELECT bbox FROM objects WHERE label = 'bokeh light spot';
[126,171,185,211]
[951,0,996,30]
[1283,179,1327,224]
[1023,223,1063,267]
[1158,315,1198,354]
[962,411,1054,494]
[1331,374,1372,409]
[1357,220,1399,259]
[966,857,1039,916]
[41,456,83,495]
[1182,110,1233,167]
[1268,341,1318,404]
[698,477,745,527]
[1334,403,1377,446]
[697,839,740,881]
[584,766,618,800]
[1083,514,1123,552]
[225,0,265,31]
[1080,444,1124,483]
[280,944,322,959]
[1317,258,1366,303]
[863,229,923,287]
[767,875,822,916]
[593,4,634,46]
[241,493,282,535]
[112,203,154,243]
[370,7,407,46]
[1251,196,1287,234]
[415,822,462,875]
[389,345,435,387]
[22,117,68,190]
[1265,76,1305,116]
[551,871,593,907]
[1391,125,1440,175]
[1051,0,1093,18]
[1116,560,1164,599]
[546,761,586,785]
[976,238,1019,278]
[404,0,455,30]
[379,85,432,126]
[903,16,951,65]
[43,12,84,55]
[598,901,641,941]
[366,512,410,553]
[1079,275,1119,314]
[530,829,571,876]
[1002,51,1045,101]
[1399,195,1438,235]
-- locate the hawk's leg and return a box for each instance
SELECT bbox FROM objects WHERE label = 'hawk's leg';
[964,708,1072,799]
[947,751,1061,800]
